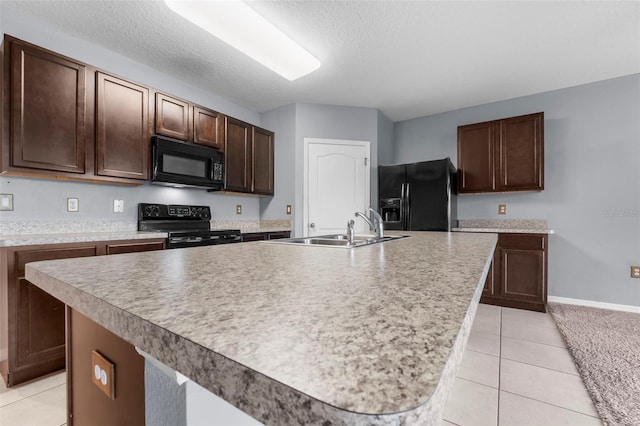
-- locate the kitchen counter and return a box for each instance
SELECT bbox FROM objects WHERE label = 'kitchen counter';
[0,231,168,247]
[454,218,554,234]
[210,219,291,234]
[25,231,496,425]
[0,219,291,247]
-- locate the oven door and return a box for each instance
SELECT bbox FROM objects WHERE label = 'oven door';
[152,136,223,190]
[167,232,241,249]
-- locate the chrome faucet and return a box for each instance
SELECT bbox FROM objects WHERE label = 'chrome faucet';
[355,208,384,239]
[346,219,355,245]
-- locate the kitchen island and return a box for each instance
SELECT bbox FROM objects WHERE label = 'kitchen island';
[25,231,496,425]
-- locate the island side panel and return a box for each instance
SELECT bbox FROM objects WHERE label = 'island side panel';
[67,307,145,426]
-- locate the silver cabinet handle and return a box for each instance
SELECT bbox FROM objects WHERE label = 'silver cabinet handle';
[310,223,315,228]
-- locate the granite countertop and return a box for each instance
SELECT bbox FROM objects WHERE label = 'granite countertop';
[210,219,291,234]
[0,231,168,247]
[0,219,291,247]
[25,231,496,425]
[453,219,554,234]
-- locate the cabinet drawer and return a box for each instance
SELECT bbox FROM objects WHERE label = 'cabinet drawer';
[498,234,546,251]
[267,231,291,240]
[242,233,268,242]
[106,241,165,255]
[16,246,99,275]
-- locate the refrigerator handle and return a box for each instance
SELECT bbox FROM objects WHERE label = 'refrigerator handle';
[405,182,411,230]
[400,183,406,227]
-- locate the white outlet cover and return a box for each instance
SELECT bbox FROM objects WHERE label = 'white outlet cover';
[0,194,13,211]
[113,200,124,213]
[67,198,79,212]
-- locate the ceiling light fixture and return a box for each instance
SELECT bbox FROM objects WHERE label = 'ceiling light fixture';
[164,0,321,81]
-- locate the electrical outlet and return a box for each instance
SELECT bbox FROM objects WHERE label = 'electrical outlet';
[236,205,242,215]
[92,350,115,399]
[0,194,13,211]
[498,204,507,215]
[631,266,640,279]
[286,205,292,215]
[67,198,79,212]
[113,200,124,213]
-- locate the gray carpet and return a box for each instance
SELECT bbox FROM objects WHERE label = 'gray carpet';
[547,303,640,426]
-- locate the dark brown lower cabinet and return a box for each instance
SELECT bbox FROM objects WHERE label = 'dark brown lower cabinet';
[67,308,144,426]
[0,238,165,387]
[241,231,291,242]
[481,233,548,312]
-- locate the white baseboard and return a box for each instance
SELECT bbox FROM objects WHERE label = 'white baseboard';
[548,296,640,314]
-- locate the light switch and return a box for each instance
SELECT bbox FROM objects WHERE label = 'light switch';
[91,350,115,399]
[286,205,292,215]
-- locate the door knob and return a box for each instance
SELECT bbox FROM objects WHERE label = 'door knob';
[309,223,315,228]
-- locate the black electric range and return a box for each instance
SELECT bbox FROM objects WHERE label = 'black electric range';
[137,203,241,249]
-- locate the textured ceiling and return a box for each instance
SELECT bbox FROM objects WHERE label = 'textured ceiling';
[3,0,639,121]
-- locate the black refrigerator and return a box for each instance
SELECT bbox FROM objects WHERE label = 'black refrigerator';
[378,158,457,231]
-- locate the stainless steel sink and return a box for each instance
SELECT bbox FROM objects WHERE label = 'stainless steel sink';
[266,234,407,248]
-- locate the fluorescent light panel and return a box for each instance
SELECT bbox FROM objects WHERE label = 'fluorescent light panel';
[165,0,321,81]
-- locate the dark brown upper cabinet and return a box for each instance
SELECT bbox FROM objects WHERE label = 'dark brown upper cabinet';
[154,92,224,151]
[458,112,544,194]
[193,106,224,150]
[457,121,495,193]
[224,118,275,195]
[4,36,88,175]
[96,72,150,180]
[2,35,275,190]
[3,35,151,184]
[224,116,252,192]
[155,92,190,140]
[496,113,544,191]
[252,126,274,195]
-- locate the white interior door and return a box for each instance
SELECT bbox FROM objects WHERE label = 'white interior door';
[305,139,370,237]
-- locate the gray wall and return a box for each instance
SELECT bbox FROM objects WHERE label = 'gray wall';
[377,110,395,166]
[261,103,394,236]
[292,103,381,237]
[394,74,640,307]
[0,6,265,224]
[259,104,296,221]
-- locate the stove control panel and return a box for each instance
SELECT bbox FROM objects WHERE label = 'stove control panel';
[138,203,212,220]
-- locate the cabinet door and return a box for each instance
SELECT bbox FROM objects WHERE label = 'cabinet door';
[155,93,190,140]
[6,245,98,386]
[8,39,87,173]
[252,127,274,195]
[457,121,495,193]
[96,72,150,180]
[496,112,544,191]
[498,234,546,304]
[482,257,496,297]
[193,106,224,150]
[225,117,252,192]
[16,279,65,370]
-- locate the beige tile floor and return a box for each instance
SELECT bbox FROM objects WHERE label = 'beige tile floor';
[0,304,601,426]
[443,303,602,426]
[0,370,66,426]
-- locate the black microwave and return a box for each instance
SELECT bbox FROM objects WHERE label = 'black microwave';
[151,136,224,190]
